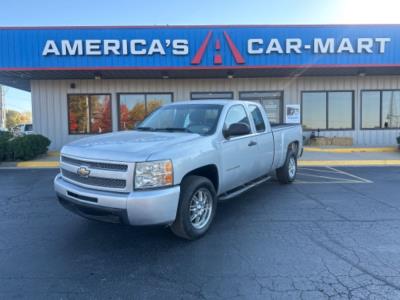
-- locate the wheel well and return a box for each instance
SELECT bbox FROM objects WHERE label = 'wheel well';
[289,141,300,156]
[183,165,219,192]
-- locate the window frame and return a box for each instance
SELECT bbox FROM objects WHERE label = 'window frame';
[117,92,174,131]
[190,91,234,100]
[301,90,355,131]
[361,89,400,130]
[67,93,113,135]
[248,104,266,133]
[239,90,284,124]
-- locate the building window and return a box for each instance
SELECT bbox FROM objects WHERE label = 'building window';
[248,104,266,132]
[361,90,400,129]
[118,93,173,130]
[301,91,354,130]
[68,94,112,134]
[239,91,283,124]
[191,92,233,100]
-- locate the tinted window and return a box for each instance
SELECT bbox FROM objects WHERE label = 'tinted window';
[89,95,112,134]
[382,91,400,128]
[302,91,353,130]
[361,91,381,129]
[119,93,172,130]
[68,94,112,134]
[302,92,327,130]
[224,105,250,130]
[328,92,353,129]
[249,105,266,132]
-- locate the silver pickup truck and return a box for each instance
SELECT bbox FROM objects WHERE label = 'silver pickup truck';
[55,100,303,239]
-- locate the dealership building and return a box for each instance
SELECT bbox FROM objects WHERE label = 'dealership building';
[0,24,400,150]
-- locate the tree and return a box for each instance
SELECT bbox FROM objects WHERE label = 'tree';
[20,111,32,124]
[6,110,21,129]
[119,104,130,130]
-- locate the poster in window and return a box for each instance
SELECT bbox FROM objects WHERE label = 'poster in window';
[285,104,301,124]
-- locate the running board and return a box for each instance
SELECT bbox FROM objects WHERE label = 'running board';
[218,175,271,201]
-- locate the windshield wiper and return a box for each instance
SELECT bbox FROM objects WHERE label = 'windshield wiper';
[154,127,194,133]
[135,126,155,131]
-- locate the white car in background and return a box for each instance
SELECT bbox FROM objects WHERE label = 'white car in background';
[13,124,33,136]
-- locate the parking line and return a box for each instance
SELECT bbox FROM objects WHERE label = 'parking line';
[294,180,369,184]
[326,166,373,183]
[299,167,343,174]
[297,172,360,182]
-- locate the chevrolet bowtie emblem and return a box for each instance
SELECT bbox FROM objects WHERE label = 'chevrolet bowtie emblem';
[77,166,90,178]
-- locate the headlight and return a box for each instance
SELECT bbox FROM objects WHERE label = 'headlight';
[134,160,173,189]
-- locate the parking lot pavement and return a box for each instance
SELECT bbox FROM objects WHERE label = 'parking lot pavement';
[1,167,400,299]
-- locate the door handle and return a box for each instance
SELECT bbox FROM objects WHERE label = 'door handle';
[248,141,257,147]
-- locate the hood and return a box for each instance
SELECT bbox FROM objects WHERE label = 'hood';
[61,130,201,162]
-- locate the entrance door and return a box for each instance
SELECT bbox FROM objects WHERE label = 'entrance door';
[239,91,283,124]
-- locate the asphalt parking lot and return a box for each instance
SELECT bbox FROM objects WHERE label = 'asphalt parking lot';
[1,167,400,299]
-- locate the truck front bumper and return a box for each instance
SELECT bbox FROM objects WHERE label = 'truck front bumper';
[54,174,180,226]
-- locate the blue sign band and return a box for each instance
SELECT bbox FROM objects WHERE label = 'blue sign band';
[0,25,399,69]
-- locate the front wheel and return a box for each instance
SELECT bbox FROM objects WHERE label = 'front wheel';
[276,151,297,184]
[171,176,217,240]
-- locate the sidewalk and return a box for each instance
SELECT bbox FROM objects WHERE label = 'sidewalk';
[0,151,60,168]
[0,147,399,168]
[300,146,400,166]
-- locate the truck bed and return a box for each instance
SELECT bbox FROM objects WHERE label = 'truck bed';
[269,123,303,170]
[270,123,300,131]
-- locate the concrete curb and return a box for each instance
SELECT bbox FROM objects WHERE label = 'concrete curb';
[16,161,60,168]
[2,160,400,169]
[299,160,400,166]
[304,147,399,153]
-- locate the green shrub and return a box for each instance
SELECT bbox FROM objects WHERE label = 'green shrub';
[0,132,12,162]
[397,136,400,145]
[0,131,12,141]
[7,134,51,161]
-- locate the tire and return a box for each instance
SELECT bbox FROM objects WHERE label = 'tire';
[276,150,297,184]
[171,175,217,240]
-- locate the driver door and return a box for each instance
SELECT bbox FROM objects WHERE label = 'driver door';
[220,105,260,193]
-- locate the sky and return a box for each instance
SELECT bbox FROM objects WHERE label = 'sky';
[1,0,400,112]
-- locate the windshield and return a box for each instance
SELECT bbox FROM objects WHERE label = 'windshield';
[136,104,223,135]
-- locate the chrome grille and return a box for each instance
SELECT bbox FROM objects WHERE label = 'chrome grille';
[61,169,126,189]
[61,156,128,172]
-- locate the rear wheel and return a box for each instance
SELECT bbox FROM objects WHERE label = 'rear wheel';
[171,176,217,240]
[276,150,297,184]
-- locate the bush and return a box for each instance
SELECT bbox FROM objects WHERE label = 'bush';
[397,136,400,145]
[7,134,51,161]
[0,132,13,162]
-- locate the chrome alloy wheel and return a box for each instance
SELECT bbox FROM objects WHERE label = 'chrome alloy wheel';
[189,188,213,230]
[288,156,296,179]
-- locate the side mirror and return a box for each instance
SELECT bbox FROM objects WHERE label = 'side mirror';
[224,123,251,139]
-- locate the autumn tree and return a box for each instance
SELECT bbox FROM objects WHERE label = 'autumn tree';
[6,110,22,129]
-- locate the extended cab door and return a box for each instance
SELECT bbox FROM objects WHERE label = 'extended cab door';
[219,104,260,192]
[248,104,275,176]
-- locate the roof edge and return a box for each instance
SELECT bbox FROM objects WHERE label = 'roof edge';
[1,23,400,30]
